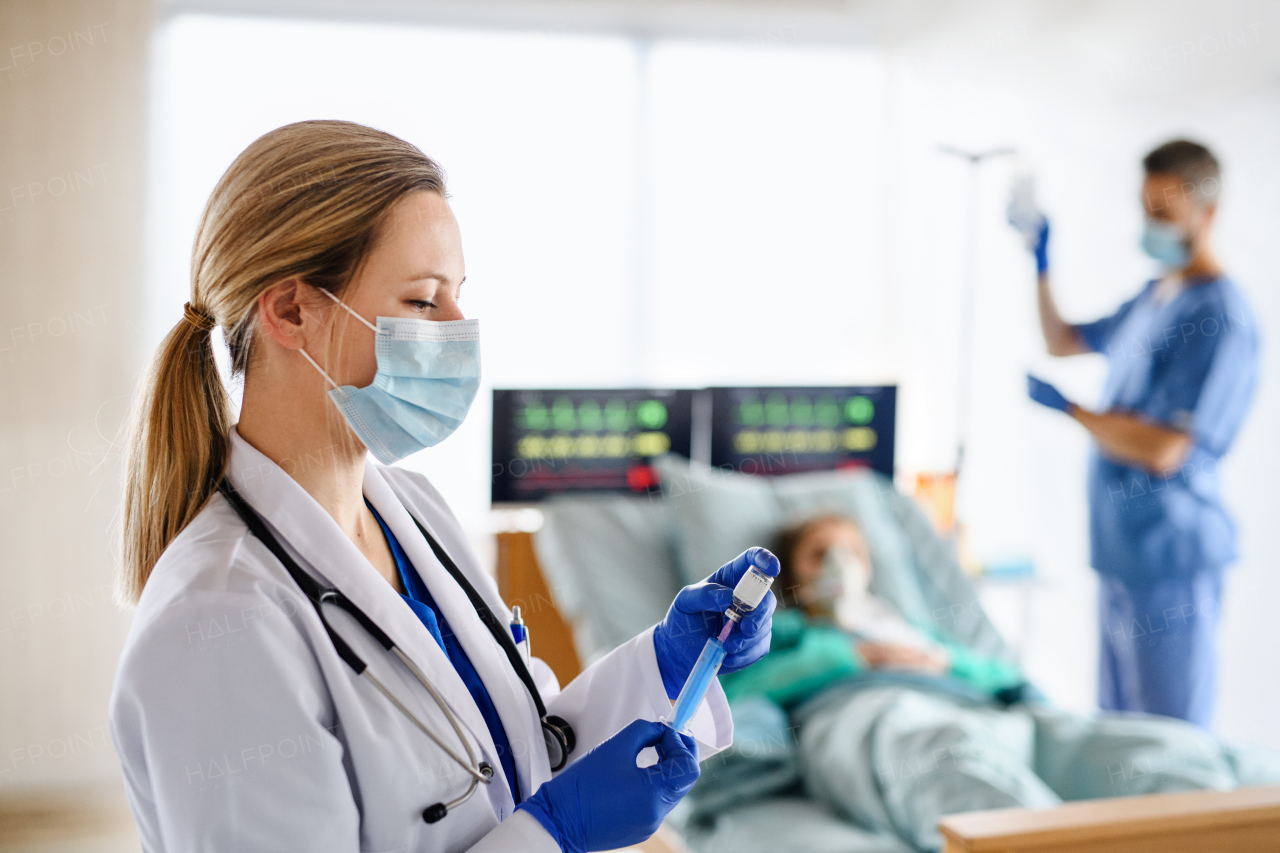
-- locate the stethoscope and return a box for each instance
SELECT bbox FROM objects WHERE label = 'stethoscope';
[216,480,576,824]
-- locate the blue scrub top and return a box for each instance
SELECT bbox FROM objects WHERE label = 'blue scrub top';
[1076,276,1258,586]
[365,499,522,803]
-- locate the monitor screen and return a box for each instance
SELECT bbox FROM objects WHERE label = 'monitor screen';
[709,385,896,478]
[491,388,694,503]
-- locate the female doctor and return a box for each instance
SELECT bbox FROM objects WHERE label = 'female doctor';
[109,120,777,853]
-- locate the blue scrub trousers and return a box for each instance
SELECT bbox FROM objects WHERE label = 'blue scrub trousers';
[1097,571,1222,728]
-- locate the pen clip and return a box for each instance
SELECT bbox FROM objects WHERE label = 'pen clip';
[510,605,526,644]
[510,605,530,663]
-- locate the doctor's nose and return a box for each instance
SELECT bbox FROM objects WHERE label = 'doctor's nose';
[430,290,465,323]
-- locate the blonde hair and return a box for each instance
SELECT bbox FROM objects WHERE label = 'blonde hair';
[118,120,447,604]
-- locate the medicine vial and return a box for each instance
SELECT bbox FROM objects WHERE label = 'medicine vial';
[726,565,774,622]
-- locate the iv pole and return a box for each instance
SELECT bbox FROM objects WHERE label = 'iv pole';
[937,145,1014,482]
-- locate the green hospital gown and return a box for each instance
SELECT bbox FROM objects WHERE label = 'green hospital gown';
[721,609,1022,708]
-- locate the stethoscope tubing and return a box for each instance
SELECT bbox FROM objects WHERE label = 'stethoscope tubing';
[215,480,496,814]
[384,648,490,784]
[362,667,491,806]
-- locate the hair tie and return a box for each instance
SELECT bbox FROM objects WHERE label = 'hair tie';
[183,302,216,332]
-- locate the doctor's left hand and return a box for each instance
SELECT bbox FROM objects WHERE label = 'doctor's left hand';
[653,547,779,700]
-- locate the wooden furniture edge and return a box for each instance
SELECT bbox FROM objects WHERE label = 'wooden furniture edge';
[938,784,1280,851]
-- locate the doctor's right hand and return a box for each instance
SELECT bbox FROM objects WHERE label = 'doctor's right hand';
[516,719,699,853]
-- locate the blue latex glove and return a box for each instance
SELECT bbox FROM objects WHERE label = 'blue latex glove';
[1027,374,1072,413]
[1031,216,1050,275]
[516,719,700,853]
[1007,180,1050,275]
[653,547,779,700]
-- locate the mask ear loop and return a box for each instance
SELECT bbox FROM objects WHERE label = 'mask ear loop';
[299,348,341,390]
[317,287,379,333]
[299,287,381,389]
[299,285,384,389]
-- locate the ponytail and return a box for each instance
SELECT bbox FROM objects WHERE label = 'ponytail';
[116,120,447,605]
[118,304,232,604]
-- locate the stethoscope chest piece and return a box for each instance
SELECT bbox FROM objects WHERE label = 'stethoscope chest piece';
[422,762,494,824]
[542,715,576,772]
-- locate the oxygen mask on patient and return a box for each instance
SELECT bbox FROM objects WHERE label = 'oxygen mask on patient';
[826,546,875,628]
[797,547,868,606]
[664,565,774,734]
[821,547,938,651]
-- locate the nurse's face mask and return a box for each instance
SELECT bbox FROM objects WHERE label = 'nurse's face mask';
[299,288,480,464]
[1139,174,1212,271]
[1140,218,1191,269]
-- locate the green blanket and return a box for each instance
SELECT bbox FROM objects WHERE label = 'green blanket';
[721,609,1024,708]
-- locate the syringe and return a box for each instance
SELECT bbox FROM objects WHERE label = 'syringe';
[664,562,775,733]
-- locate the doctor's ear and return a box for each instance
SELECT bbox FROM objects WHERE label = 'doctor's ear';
[256,279,327,351]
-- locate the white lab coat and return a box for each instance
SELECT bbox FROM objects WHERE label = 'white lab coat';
[109,428,733,852]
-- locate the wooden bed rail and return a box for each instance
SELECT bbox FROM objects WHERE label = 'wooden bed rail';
[939,784,1280,853]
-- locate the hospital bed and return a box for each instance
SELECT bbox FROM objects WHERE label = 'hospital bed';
[499,455,1280,853]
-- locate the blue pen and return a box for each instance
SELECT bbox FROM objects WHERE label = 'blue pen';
[510,605,530,665]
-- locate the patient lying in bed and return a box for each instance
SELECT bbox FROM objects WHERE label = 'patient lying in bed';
[722,514,1024,707]
[715,514,1280,853]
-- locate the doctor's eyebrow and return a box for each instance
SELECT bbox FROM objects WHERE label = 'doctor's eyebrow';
[408,271,465,286]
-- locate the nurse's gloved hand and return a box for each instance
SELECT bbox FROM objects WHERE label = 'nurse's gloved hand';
[1027,374,1072,413]
[1030,216,1050,275]
[1007,178,1050,275]
[1009,215,1050,275]
[653,547,779,700]
[516,719,699,853]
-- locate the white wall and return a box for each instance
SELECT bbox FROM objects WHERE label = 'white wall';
[0,0,155,789]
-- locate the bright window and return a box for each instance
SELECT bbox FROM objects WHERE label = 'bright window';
[148,15,889,530]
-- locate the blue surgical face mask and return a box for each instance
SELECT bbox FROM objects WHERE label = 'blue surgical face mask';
[299,289,480,464]
[1140,218,1190,268]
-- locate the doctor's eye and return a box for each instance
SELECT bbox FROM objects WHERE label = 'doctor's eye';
[407,299,435,312]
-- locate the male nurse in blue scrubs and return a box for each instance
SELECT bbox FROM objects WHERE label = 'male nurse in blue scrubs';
[1015,140,1258,728]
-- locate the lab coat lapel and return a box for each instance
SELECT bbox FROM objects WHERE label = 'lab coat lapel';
[364,464,545,799]
[223,430,499,767]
